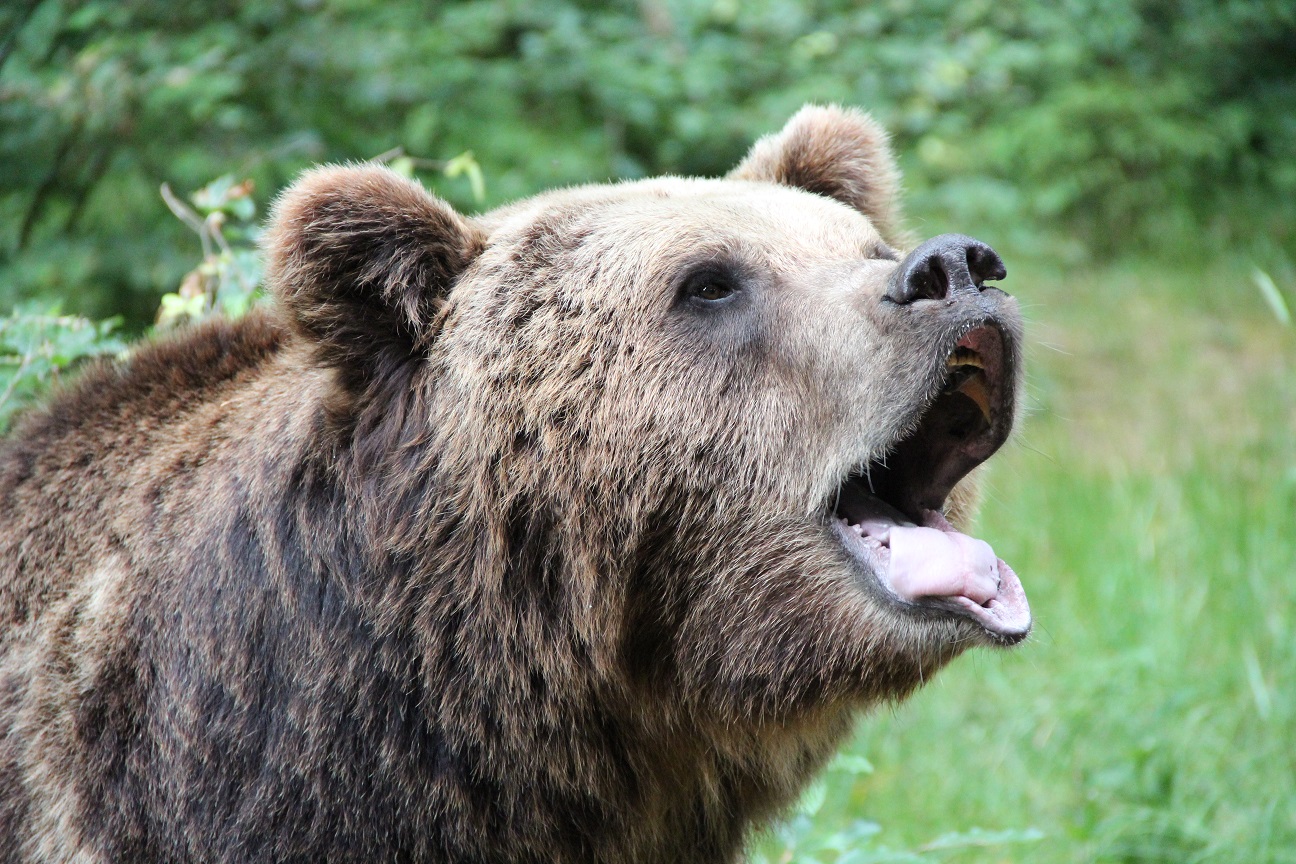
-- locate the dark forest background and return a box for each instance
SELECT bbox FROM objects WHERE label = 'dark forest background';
[3,0,1294,326]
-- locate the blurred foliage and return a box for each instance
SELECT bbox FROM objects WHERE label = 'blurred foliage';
[0,303,124,429]
[0,148,487,432]
[1,0,1294,327]
[154,174,264,327]
[0,173,263,432]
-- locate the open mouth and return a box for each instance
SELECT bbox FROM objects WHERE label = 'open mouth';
[832,324,1030,642]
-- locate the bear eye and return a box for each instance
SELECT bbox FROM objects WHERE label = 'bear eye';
[693,280,734,302]
[679,267,740,305]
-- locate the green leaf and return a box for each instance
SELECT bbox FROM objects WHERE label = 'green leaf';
[192,175,237,212]
[158,292,207,327]
[828,754,875,776]
[227,194,256,222]
[444,151,486,204]
[795,779,828,818]
[1252,267,1291,327]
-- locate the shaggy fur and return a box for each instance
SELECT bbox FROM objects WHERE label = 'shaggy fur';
[0,105,1024,863]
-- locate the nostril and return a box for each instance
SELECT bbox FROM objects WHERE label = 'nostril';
[917,255,948,301]
[892,255,950,305]
[966,249,980,287]
[966,244,1007,286]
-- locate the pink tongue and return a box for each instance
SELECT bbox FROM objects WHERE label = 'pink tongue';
[888,526,999,604]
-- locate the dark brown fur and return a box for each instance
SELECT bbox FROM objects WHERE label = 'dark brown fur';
[0,106,1021,863]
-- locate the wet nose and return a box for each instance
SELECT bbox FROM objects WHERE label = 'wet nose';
[884,234,1006,304]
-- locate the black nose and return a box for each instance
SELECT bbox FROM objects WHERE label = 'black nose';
[884,234,1006,304]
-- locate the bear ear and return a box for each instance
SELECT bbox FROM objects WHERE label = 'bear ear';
[729,105,907,247]
[264,164,485,383]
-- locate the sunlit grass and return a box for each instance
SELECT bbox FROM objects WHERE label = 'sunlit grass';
[761,253,1296,862]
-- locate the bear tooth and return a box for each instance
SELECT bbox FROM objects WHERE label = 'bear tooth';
[955,373,993,423]
[945,348,983,370]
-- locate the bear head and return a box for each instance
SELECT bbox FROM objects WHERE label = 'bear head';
[265,103,1029,713]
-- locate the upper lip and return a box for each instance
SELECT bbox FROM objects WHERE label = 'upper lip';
[850,320,1015,520]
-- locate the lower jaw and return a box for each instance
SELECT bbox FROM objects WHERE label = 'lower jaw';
[831,513,1031,643]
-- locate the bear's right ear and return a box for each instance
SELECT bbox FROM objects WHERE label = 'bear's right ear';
[264,165,485,384]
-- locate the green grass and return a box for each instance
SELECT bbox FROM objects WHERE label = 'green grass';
[760,254,1296,863]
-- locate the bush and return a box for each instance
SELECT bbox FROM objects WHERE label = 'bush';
[2,0,1292,326]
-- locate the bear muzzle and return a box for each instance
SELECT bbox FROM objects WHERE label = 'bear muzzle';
[832,320,1031,643]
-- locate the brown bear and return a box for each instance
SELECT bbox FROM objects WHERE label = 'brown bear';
[0,105,1029,863]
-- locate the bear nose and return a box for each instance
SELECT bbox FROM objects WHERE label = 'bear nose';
[884,234,1006,304]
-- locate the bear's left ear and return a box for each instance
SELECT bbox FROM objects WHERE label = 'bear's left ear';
[729,105,907,247]
[264,164,485,384]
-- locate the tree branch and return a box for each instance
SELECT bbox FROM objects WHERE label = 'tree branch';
[17,118,80,251]
[63,143,118,235]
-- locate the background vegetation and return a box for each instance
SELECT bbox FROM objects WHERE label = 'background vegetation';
[2,1,1293,861]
